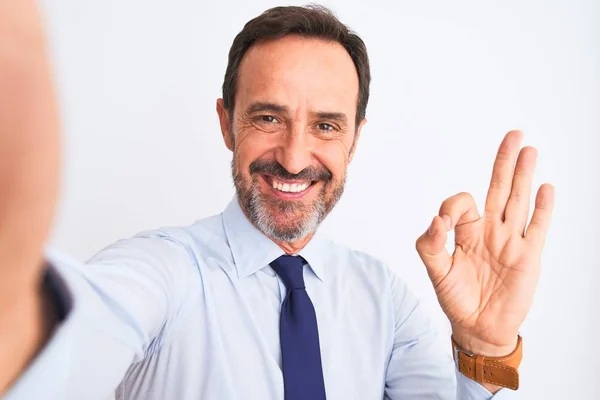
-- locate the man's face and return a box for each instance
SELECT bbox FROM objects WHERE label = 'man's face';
[217,35,365,243]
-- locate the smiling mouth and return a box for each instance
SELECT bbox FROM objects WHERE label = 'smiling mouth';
[262,175,317,194]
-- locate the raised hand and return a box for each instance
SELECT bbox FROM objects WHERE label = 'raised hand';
[416,130,555,356]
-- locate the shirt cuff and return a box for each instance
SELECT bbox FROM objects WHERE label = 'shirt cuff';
[456,368,519,399]
[3,256,75,400]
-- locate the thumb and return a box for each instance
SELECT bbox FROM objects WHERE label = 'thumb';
[416,215,453,286]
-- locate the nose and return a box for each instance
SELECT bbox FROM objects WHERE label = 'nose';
[274,125,312,175]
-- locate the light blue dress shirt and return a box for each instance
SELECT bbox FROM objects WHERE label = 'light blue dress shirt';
[5,198,517,400]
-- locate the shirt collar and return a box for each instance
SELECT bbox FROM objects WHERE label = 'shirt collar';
[222,196,329,282]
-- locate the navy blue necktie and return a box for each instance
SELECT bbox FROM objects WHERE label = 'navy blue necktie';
[270,255,326,400]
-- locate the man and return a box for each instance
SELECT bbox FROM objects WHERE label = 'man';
[0,2,555,400]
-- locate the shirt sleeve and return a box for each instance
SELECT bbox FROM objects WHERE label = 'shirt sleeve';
[3,230,200,400]
[384,270,518,400]
[456,370,518,399]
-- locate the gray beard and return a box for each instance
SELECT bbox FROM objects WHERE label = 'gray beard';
[232,161,345,243]
[246,183,325,242]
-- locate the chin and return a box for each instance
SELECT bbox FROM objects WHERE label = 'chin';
[251,200,321,243]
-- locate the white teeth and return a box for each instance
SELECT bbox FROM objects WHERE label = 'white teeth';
[271,179,309,193]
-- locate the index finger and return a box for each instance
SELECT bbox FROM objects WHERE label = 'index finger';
[484,130,523,218]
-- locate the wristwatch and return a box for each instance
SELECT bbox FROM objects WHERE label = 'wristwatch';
[451,335,522,390]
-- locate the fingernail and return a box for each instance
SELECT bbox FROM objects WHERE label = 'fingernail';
[442,215,452,230]
[428,217,436,236]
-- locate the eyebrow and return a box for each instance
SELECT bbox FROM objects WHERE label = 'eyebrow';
[246,101,348,125]
[315,111,347,124]
[246,102,289,115]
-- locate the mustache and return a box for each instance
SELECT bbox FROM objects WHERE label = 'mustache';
[249,160,332,182]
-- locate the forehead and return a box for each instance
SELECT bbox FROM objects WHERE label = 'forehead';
[235,35,359,117]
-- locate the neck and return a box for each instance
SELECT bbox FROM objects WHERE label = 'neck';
[272,233,315,255]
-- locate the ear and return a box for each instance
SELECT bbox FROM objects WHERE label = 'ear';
[216,98,234,151]
[348,118,367,164]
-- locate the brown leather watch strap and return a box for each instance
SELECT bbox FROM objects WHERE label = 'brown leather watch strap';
[452,335,522,390]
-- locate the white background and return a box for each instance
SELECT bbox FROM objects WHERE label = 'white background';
[39,0,599,398]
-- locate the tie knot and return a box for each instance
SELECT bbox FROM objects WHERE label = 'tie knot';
[270,255,305,290]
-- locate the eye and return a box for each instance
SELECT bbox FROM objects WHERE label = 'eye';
[317,123,335,131]
[257,115,279,124]
[253,115,284,133]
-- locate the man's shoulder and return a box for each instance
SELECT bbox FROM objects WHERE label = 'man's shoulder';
[91,212,228,265]
[319,237,394,277]
[321,238,415,290]
[135,211,226,245]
